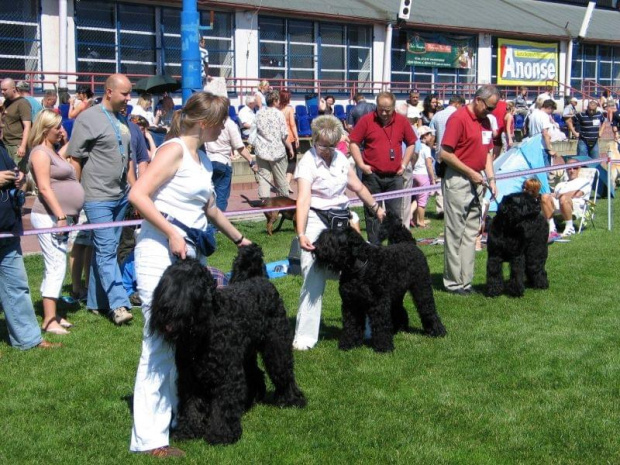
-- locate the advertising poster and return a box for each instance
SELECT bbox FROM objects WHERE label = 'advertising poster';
[497,38,558,85]
[406,34,475,69]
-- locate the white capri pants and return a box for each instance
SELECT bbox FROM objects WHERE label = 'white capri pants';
[293,211,339,349]
[30,212,69,298]
[129,224,201,452]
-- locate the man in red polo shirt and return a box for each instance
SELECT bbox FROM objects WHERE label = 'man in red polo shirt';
[349,91,417,244]
[440,85,499,295]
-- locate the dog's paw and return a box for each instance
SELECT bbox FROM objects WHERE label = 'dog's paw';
[426,322,447,338]
[485,285,504,297]
[504,282,525,298]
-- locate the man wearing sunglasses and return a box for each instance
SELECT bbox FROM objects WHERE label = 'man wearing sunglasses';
[439,85,499,296]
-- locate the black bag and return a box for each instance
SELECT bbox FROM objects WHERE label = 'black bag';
[162,213,216,257]
[311,207,351,231]
[435,160,447,178]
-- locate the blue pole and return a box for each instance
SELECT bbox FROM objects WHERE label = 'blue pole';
[181,0,201,104]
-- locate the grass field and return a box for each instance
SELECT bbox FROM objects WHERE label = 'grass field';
[1,198,619,464]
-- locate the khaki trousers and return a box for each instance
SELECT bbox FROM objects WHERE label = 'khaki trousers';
[442,166,483,292]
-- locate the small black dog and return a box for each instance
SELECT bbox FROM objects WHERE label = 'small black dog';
[486,192,549,297]
[312,214,446,353]
[149,244,306,445]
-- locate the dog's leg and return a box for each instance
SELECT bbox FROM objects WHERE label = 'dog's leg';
[244,356,266,408]
[261,299,306,407]
[524,242,549,290]
[204,370,245,445]
[265,213,275,236]
[171,351,208,440]
[390,300,409,334]
[368,301,395,353]
[409,275,446,338]
[505,255,526,297]
[338,298,365,351]
[485,253,505,297]
[272,213,286,233]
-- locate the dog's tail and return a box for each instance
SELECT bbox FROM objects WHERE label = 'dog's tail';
[378,211,416,244]
[240,194,266,209]
[229,243,268,283]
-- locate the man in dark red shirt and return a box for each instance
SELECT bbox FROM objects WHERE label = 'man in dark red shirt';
[349,92,417,244]
[490,98,508,158]
[440,85,499,295]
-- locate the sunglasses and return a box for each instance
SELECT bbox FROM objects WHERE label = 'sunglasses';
[478,97,496,112]
[315,144,336,152]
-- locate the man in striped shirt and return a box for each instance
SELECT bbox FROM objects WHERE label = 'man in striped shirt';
[574,100,606,158]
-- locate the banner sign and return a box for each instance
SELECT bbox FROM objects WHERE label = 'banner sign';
[497,38,558,85]
[406,34,475,69]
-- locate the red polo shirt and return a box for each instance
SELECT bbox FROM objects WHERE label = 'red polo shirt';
[349,111,417,174]
[442,106,493,172]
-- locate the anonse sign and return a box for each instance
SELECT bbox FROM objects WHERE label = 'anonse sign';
[497,38,558,86]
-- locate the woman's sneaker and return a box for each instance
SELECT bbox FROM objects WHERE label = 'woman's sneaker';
[561,225,576,237]
[110,307,133,325]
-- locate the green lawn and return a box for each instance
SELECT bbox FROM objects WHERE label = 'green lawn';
[1,198,619,464]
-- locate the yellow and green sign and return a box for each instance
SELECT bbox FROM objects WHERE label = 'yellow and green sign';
[497,38,558,85]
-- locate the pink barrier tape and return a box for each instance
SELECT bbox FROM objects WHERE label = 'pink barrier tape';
[0,157,608,239]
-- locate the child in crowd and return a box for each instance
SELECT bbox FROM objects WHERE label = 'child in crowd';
[410,126,437,228]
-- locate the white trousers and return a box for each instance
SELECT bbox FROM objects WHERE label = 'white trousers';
[129,224,201,451]
[30,212,68,298]
[293,211,338,349]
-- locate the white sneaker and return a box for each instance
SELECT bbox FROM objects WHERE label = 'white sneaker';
[110,307,133,325]
[561,225,576,237]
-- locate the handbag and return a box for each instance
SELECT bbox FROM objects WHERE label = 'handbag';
[161,212,216,257]
[311,207,351,231]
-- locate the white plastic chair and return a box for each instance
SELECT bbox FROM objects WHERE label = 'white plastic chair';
[573,168,598,233]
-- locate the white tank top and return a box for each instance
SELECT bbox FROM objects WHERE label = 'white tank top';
[152,137,213,232]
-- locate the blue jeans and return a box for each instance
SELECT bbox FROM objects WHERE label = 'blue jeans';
[0,238,42,349]
[83,196,131,313]
[577,139,599,159]
[211,161,232,211]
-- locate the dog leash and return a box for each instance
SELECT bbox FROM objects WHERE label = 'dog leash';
[253,170,294,195]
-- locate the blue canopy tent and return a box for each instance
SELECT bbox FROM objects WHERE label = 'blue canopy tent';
[486,135,551,212]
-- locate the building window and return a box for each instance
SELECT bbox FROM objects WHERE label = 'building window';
[75,1,234,82]
[571,42,620,95]
[391,30,477,97]
[0,1,41,75]
[161,9,234,79]
[258,16,372,93]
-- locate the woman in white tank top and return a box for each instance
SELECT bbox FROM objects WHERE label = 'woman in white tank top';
[128,92,251,457]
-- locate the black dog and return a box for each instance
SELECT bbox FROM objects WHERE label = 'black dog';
[486,192,549,297]
[312,215,446,353]
[149,244,306,445]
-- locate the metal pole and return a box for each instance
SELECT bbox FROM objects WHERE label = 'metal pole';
[58,0,68,92]
[181,0,201,104]
[382,23,393,92]
[608,152,613,231]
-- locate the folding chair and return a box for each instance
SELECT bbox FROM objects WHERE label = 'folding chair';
[574,167,598,233]
[564,167,598,234]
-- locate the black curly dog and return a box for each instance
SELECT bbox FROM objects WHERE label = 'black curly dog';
[486,192,549,297]
[312,213,446,353]
[149,244,306,445]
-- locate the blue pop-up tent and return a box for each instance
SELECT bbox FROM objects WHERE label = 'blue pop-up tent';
[486,134,550,212]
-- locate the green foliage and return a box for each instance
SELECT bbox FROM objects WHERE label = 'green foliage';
[1,199,619,464]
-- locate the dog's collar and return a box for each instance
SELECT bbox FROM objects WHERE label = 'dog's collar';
[350,258,369,275]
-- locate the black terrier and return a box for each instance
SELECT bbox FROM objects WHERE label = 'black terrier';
[149,244,306,445]
[486,192,549,297]
[312,214,446,353]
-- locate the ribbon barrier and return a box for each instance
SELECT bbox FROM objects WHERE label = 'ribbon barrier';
[1,157,615,240]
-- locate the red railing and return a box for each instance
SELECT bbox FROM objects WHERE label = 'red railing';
[0,69,610,106]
